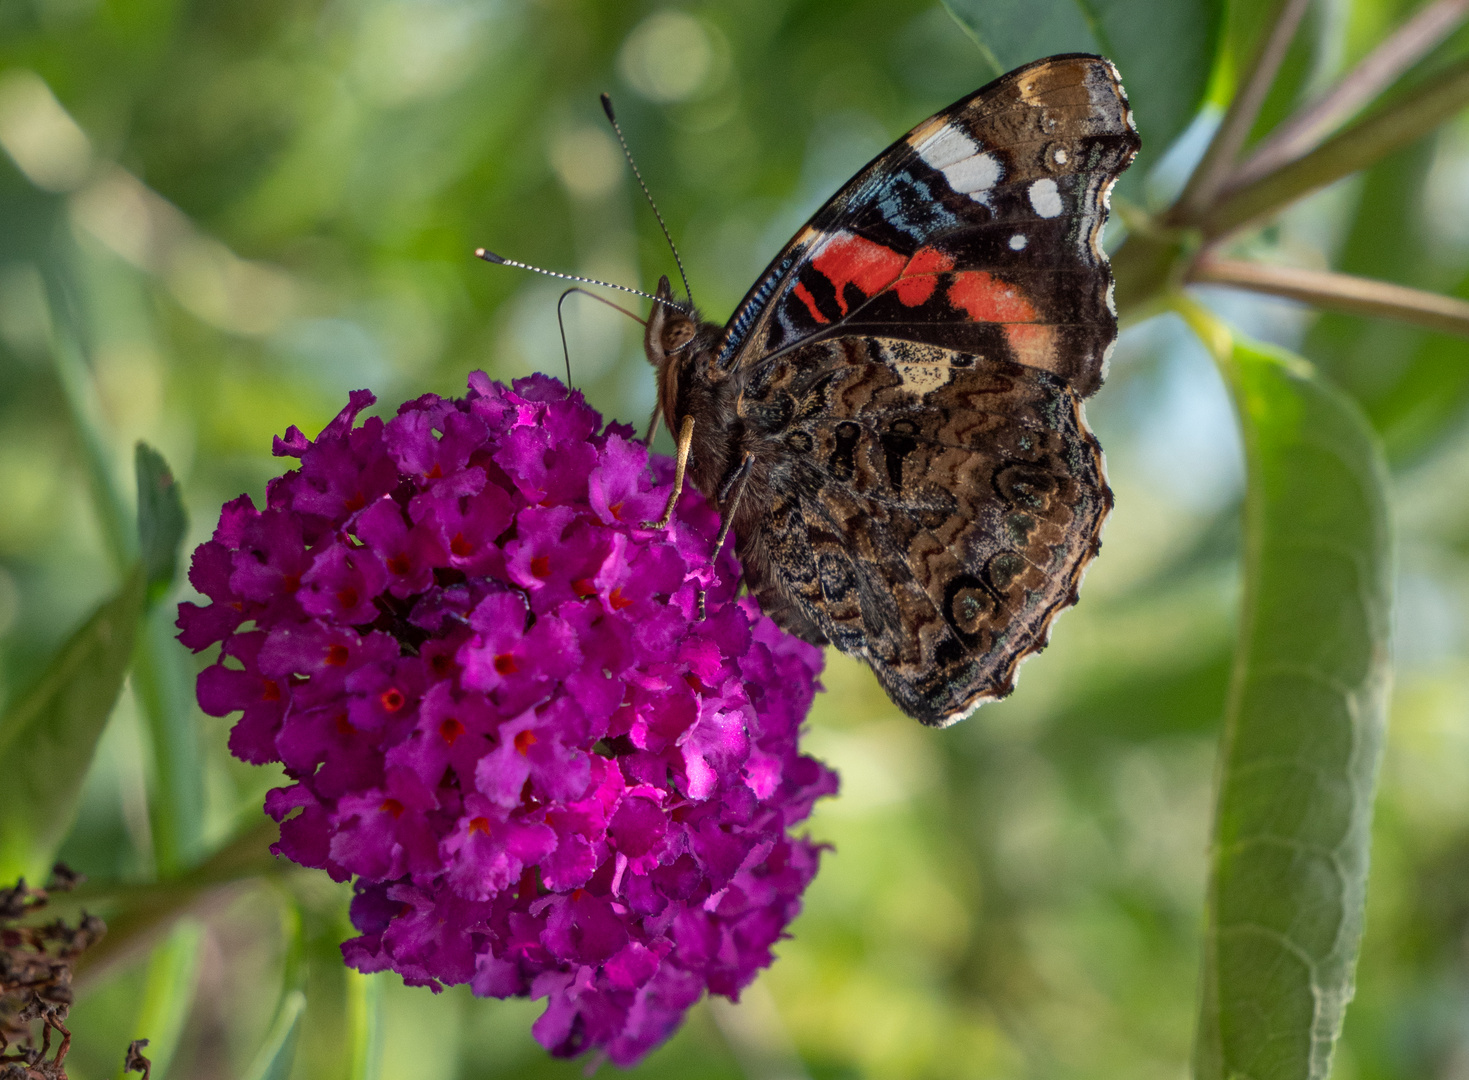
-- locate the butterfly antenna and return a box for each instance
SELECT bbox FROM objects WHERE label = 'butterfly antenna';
[475,248,681,308]
[555,286,648,387]
[600,93,694,307]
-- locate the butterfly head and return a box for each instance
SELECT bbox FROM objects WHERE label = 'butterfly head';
[643,275,723,429]
[645,276,697,351]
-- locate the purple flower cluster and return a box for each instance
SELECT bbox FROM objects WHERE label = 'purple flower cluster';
[177,373,835,1065]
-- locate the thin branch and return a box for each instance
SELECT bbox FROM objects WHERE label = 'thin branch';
[1231,0,1469,189]
[1171,0,1313,223]
[1199,53,1469,239]
[65,819,283,991]
[1189,254,1469,338]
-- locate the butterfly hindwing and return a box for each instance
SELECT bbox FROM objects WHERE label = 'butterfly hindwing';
[728,337,1110,723]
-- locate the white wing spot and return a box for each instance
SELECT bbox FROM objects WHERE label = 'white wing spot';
[1054,148,1068,165]
[942,152,1003,202]
[1009,234,1027,250]
[915,125,1004,201]
[916,125,978,171]
[1029,178,1062,218]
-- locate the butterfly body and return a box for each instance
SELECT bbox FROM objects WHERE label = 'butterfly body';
[643,54,1139,726]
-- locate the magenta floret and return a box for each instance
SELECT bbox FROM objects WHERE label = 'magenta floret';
[178,373,836,1066]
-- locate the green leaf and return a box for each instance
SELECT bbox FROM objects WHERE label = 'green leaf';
[941,0,1221,172]
[135,442,188,606]
[242,990,307,1080]
[1178,301,1393,1080]
[0,565,147,885]
[132,606,205,876]
[1371,270,1469,461]
[125,920,204,1080]
[44,278,133,577]
[1302,138,1469,463]
[940,0,1096,77]
[1217,0,1288,104]
[130,441,202,875]
[244,901,307,1080]
[1232,0,1317,146]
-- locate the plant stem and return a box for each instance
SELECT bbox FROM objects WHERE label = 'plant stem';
[1230,0,1469,189]
[1171,0,1313,223]
[42,272,132,579]
[346,970,383,1080]
[1200,54,1469,239]
[66,819,283,991]
[1189,255,1469,338]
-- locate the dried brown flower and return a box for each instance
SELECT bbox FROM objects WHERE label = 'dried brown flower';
[0,866,149,1080]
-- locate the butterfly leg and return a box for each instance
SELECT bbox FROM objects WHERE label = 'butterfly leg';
[695,451,755,620]
[713,452,754,552]
[642,414,694,529]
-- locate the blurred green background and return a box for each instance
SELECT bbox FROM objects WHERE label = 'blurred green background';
[2,0,1468,1077]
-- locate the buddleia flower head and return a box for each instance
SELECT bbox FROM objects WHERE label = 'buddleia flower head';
[178,373,837,1065]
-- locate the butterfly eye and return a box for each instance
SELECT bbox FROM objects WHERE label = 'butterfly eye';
[661,319,696,352]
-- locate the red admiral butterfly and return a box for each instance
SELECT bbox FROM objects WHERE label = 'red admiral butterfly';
[639,54,1139,725]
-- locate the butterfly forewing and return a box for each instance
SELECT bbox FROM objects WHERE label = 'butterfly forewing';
[716,55,1139,398]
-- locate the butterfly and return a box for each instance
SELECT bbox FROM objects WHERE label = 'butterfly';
[636,54,1139,726]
